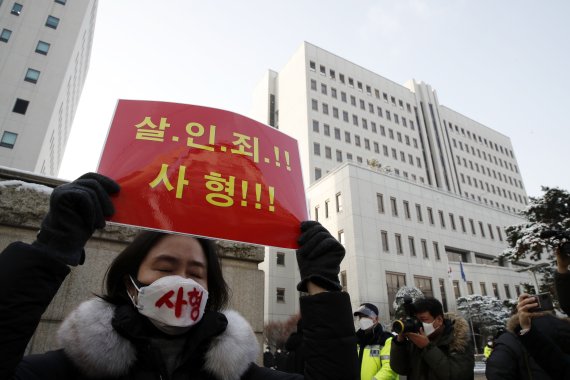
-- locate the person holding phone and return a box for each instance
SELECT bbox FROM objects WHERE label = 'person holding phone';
[516,293,570,379]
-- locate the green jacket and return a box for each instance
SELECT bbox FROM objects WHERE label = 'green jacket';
[359,337,399,380]
[390,314,474,380]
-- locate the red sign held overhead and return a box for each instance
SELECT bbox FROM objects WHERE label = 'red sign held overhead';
[97,99,307,249]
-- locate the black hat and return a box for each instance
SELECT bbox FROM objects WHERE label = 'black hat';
[353,303,379,318]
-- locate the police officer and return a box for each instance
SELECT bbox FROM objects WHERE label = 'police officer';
[354,303,399,380]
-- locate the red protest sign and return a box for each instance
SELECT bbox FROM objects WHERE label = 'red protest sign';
[97,100,307,249]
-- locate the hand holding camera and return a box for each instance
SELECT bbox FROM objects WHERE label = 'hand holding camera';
[517,293,554,331]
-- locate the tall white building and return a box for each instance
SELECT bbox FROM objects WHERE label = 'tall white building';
[0,0,97,175]
[255,42,532,323]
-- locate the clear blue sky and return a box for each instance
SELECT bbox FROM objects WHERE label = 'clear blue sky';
[60,0,570,198]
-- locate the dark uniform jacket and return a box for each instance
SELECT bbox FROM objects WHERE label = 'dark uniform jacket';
[486,313,554,380]
[389,314,474,380]
[0,242,359,380]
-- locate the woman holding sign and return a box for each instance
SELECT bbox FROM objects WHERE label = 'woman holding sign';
[0,173,358,380]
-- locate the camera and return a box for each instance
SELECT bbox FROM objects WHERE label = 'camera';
[540,230,570,256]
[528,293,554,312]
[392,296,423,334]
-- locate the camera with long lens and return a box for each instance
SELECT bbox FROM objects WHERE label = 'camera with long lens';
[392,296,423,334]
[540,230,570,257]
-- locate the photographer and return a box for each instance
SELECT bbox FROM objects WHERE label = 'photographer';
[390,297,474,380]
[515,293,570,379]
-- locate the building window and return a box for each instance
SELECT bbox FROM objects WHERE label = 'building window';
[313,142,320,156]
[338,230,345,245]
[340,270,347,292]
[336,149,342,162]
[0,28,12,42]
[433,242,441,260]
[504,284,512,299]
[325,146,332,159]
[449,213,456,230]
[381,230,389,252]
[312,120,319,132]
[421,239,428,259]
[314,167,322,180]
[24,68,41,84]
[395,234,403,255]
[35,40,51,54]
[480,282,488,296]
[386,271,406,315]
[438,210,446,228]
[467,281,474,295]
[390,197,398,217]
[439,279,448,312]
[414,204,423,222]
[469,219,476,235]
[276,252,285,266]
[335,192,343,212]
[45,15,60,29]
[12,98,29,114]
[314,206,319,222]
[311,99,318,111]
[276,288,285,303]
[403,201,411,219]
[453,280,461,298]
[0,131,18,148]
[497,226,503,241]
[488,224,495,239]
[479,221,486,237]
[11,2,23,15]
[427,208,434,225]
[492,283,500,298]
[377,193,385,213]
[408,236,416,256]
[414,276,434,298]
[459,216,466,233]
[324,199,330,218]
[515,285,521,297]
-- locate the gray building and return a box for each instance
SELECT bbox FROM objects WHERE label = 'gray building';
[254,42,533,323]
[0,0,97,175]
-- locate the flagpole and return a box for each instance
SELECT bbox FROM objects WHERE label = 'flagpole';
[460,261,478,354]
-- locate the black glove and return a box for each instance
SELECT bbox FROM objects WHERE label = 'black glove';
[296,221,345,292]
[33,173,120,266]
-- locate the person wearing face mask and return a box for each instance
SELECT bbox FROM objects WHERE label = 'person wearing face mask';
[0,173,359,380]
[390,297,474,380]
[353,303,398,380]
[483,337,494,360]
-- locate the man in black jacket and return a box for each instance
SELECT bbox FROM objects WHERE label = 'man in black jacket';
[390,297,474,380]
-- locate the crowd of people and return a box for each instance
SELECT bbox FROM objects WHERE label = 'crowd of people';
[0,172,569,379]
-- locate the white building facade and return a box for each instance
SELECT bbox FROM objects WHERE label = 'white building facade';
[0,0,97,175]
[255,42,532,323]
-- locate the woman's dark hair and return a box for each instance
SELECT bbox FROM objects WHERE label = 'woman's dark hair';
[103,230,230,311]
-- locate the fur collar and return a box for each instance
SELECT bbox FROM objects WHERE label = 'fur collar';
[442,313,470,353]
[57,298,259,380]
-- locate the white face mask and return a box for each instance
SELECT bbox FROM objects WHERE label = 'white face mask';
[128,275,209,335]
[359,317,374,331]
[422,321,436,336]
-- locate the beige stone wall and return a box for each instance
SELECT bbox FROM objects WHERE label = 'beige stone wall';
[0,170,265,359]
